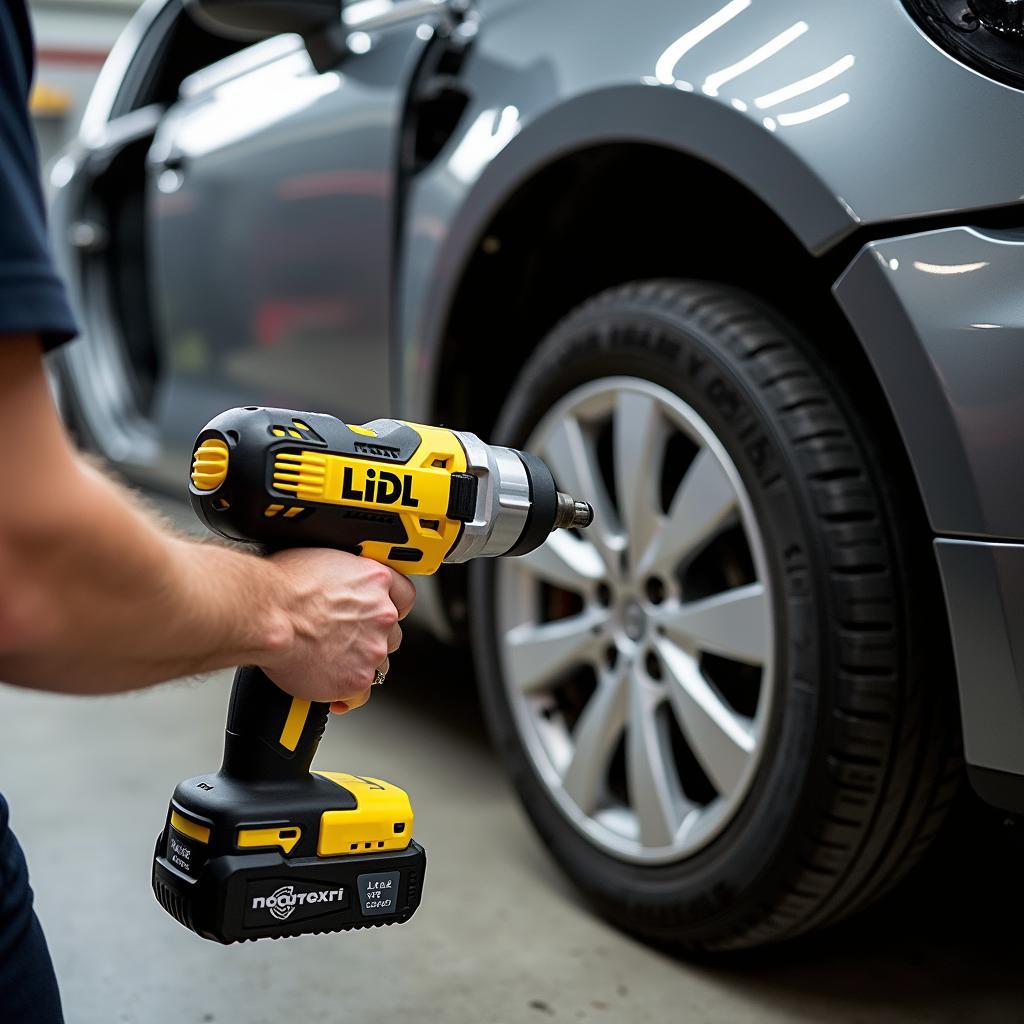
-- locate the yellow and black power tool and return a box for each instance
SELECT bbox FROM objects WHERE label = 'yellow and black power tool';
[152,406,593,943]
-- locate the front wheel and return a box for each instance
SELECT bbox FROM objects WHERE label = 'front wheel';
[470,280,959,950]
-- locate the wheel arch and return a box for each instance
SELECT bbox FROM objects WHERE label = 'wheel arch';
[420,133,884,465]
[414,118,942,664]
[409,82,861,435]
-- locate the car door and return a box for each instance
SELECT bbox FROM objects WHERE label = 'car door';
[147,4,439,480]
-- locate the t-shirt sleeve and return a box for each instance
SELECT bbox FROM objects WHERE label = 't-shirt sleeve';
[0,3,78,349]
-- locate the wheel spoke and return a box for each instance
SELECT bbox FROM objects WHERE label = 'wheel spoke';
[639,447,737,577]
[562,664,629,815]
[517,529,606,593]
[503,608,608,693]
[613,390,666,571]
[542,415,625,575]
[659,642,755,796]
[626,667,686,847]
[657,583,769,666]
[495,376,777,862]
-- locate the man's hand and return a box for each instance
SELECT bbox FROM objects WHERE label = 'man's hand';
[260,550,415,714]
[0,334,416,701]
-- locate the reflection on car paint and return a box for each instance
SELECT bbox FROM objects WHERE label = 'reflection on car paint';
[653,0,854,134]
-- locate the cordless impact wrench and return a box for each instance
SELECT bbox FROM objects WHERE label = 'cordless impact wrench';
[152,406,594,943]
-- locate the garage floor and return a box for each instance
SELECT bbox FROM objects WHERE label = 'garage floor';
[1,497,1023,1024]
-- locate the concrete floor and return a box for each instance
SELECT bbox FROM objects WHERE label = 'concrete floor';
[2,497,1023,1024]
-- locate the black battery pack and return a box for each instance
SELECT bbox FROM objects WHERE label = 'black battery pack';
[152,755,426,944]
[153,836,425,943]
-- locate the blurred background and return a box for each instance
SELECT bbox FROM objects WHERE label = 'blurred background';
[29,0,134,170]
[9,0,1024,1020]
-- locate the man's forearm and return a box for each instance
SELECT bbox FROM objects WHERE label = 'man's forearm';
[0,456,294,692]
[0,335,293,692]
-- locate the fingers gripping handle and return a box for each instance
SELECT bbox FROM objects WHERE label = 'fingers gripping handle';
[220,666,331,783]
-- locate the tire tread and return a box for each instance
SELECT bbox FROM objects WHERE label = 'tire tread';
[561,281,959,948]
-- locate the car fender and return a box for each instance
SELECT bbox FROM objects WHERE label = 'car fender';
[834,226,1024,797]
[397,71,851,640]
[834,226,1024,541]
[398,0,1024,423]
[400,79,850,424]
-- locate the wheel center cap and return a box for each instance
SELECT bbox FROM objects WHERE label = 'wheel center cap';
[622,601,647,641]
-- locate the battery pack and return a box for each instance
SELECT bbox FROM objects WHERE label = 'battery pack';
[153,838,425,943]
[152,767,425,943]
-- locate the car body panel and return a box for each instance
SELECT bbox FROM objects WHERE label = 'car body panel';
[146,23,431,480]
[834,226,1024,542]
[836,227,1024,789]
[935,539,1024,780]
[399,0,1024,422]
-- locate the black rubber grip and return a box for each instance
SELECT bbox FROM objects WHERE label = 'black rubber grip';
[506,450,558,557]
[221,666,331,783]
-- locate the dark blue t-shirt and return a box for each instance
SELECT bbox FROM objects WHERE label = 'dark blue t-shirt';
[1,4,73,1020]
[0,0,77,348]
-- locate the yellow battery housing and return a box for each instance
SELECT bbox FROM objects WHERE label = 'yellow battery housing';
[315,772,414,856]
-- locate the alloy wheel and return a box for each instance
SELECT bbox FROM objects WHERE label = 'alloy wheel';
[495,376,775,864]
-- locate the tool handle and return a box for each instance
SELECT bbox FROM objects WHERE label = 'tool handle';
[220,665,331,783]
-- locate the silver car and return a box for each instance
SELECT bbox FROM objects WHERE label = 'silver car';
[52,0,1024,949]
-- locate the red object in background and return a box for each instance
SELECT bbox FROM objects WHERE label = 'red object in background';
[254,299,355,347]
[277,170,389,201]
[36,47,109,67]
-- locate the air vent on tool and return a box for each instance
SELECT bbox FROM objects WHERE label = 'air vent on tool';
[271,419,324,442]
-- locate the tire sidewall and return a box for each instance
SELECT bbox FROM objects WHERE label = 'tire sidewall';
[470,287,834,943]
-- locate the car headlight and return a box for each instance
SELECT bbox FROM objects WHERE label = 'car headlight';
[970,0,1024,37]
[903,0,1024,89]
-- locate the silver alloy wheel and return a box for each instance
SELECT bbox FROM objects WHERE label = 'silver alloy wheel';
[495,377,775,864]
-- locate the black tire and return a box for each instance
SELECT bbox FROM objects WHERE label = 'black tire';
[470,280,961,950]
